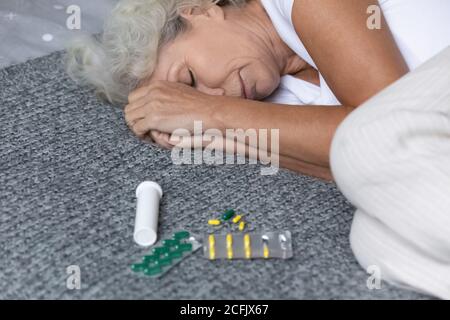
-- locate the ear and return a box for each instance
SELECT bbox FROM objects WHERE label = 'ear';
[179,4,225,22]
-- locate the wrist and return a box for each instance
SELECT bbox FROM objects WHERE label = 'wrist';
[207,95,229,132]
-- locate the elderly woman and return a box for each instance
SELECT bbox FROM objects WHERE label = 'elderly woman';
[67,0,450,299]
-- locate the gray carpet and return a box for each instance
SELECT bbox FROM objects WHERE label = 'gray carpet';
[0,52,429,299]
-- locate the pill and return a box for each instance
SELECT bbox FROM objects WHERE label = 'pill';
[244,234,252,259]
[134,181,163,247]
[162,239,179,247]
[144,266,162,276]
[173,231,190,240]
[178,243,193,252]
[208,219,221,226]
[238,221,246,231]
[226,234,233,260]
[262,235,270,259]
[209,235,216,260]
[169,250,183,259]
[152,246,170,256]
[232,215,242,224]
[131,263,146,273]
[263,245,270,259]
[142,255,158,264]
[279,234,288,251]
[222,209,235,221]
[159,254,172,266]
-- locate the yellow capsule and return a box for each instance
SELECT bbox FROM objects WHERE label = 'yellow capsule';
[209,235,216,260]
[232,215,242,224]
[208,219,221,226]
[244,234,251,259]
[244,234,251,248]
[238,221,246,231]
[226,234,233,260]
[263,244,270,259]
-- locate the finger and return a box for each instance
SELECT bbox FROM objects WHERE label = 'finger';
[125,95,150,114]
[128,80,169,104]
[125,83,165,113]
[128,85,150,103]
[124,104,148,127]
[132,118,153,138]
[150,131,174,150]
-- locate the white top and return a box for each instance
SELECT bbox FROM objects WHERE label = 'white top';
[261,0,450,106]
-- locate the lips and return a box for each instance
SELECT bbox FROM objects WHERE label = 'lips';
[238,72,247,99]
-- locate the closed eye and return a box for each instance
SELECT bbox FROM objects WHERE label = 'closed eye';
[189,69,196,88]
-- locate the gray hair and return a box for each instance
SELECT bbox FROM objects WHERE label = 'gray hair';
[65,0,248,106]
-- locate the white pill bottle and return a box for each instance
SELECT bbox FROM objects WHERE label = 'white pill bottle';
[133,181,163,247]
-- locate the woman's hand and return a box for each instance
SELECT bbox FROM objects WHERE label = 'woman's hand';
[124,80,219,139]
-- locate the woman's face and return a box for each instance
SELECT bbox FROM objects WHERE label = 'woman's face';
[146,5,282,100]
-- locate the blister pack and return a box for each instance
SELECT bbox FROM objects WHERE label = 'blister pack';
[131,231,202,277]
[204,230,293,260]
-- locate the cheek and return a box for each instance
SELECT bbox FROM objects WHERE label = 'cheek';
[192,47,233,87]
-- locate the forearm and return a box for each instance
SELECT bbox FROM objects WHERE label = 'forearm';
[279,154,333,181]
[219,136,334,180]
[210,97,354,168]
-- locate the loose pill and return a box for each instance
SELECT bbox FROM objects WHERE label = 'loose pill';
[232,215,242,224]
[222,210,235,221]
[238,221,246,231]
[208,219,221,226]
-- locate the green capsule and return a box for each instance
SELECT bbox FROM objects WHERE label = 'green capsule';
[162,239,179,248]
[222,209,235,221]
[142,255,158,264]
[131,263,146,273]
[178,243,193,253]
[173,231,190,240]
[144,266,163,277]
[152,246,170,256]
[169,250,183,259]
[159,253,173,266]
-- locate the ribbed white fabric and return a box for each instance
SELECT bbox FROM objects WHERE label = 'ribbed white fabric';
[331,47,450,299]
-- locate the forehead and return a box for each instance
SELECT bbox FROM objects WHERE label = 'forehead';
[147,34,193,84]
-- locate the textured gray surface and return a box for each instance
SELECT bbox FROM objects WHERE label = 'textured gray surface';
[0,52,429,299]
[0,0,118,68]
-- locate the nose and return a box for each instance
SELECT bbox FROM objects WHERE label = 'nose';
[196,83,225,96]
